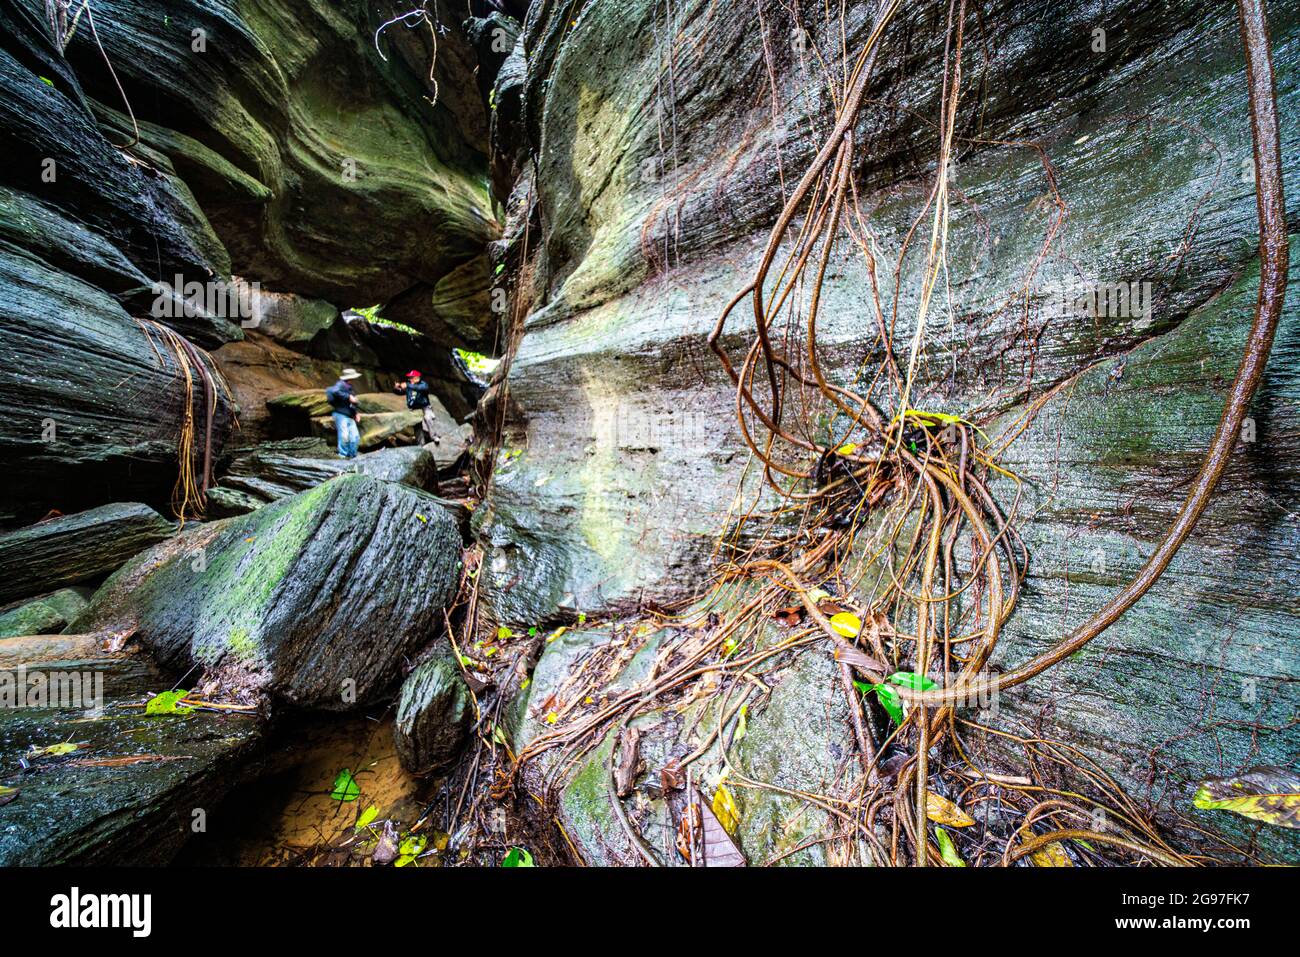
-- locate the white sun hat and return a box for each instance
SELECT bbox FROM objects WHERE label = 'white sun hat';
[340,368,362,381]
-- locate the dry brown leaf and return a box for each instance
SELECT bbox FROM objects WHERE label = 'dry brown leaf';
[697,788,746,867]
[1029,841,1073,867]
[926,793,976,827]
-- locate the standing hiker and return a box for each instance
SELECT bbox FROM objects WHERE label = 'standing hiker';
[394,369,437,445]
[326,368,363,459]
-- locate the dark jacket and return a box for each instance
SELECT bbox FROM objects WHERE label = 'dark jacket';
[325,380,358,419]
[404,380,431,410]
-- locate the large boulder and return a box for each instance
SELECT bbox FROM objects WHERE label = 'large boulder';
[72,474,462,709]
[207,443,441,516]
[0,502,175,604]
[0,250,236,527]
[393,647,473,775]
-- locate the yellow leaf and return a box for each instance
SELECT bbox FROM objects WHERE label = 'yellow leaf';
[1029,841,1073,867]
[712,784,740,835]
[1192,766,1300,829]
[545,711,558,725]
[829,612,862,638]
[835,442,858,455]
[926,793,976,828]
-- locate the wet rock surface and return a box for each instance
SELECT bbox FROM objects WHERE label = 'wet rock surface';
[0,502,175,604]
[393,647,473,776]
[208,444,441,516]
[477,0,1300,861]
[0,251,234,527]
[0,639,261,865]
[0,587,91,638]
[72,474,462,710]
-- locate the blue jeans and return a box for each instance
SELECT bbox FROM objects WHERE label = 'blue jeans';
[332,411,359,458]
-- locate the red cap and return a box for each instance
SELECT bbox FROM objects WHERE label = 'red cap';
[406,370,421,378]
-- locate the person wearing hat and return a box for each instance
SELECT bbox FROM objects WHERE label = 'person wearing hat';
[325,368,363,459]
[394,369,436,445]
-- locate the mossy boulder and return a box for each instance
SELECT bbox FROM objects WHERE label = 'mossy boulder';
[393,648,473,775]
[72,474,462,709]
[0,587,91,638]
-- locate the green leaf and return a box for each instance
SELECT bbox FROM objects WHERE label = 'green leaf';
[38,76,54,87]
[733,704,748,743]
[0,784,17,807]
[1192,766,1300,829]
[887,671,938,691]
[497,625,513,640]
[355,805,379,831]
[145,689,194,715]
[935,826,966,867]
[852,680,874,695]
[501,847,535,867]
[874,683,904,724]
[28,742,80,759]
[330,768,360,802]
[398,833,427,858]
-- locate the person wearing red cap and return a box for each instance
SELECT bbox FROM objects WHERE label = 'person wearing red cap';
[395,369,435,444]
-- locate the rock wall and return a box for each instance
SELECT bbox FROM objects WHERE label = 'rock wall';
[478,0,1300,859]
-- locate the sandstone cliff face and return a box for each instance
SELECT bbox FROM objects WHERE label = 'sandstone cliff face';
[478,0,1300,859]
[0,0,497,523]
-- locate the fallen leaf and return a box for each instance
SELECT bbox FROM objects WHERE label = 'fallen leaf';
[145,689,194,716]
[771,605,804,626]
[935,826,966,867]
[0,785,17,807]
[1029,841,1073,867]
[1192,765,1300,829]
[355,805,379,831]
[28,742,79,758]
[330,768,360,802]
[502,847,535,867]
[697,788,746,866]
[395,833,427,866]
[836,442,858,455]
[733,704,748,744]
[676,801,702,862]
[660,762,685,792]
[711,784,740,835]
[887,671,938,691]
[926,793,976,827]
[829,612,862,638]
